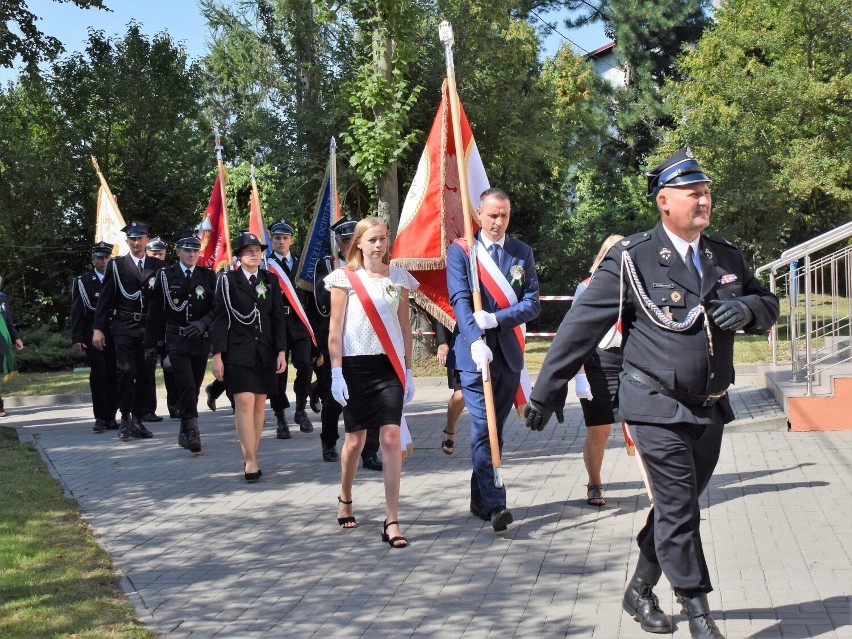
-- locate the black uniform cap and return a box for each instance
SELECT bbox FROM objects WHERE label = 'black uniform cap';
[331,214,358,237]
[233,230,267,255]
[147,236,166,252]
[91,241,114,257]
[121,220,150,237]
[175,230,202,250]
[646,146,711,197]
[268,219,295,236]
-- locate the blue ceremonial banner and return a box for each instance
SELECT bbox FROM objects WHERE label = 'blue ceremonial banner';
[295,138,338,292]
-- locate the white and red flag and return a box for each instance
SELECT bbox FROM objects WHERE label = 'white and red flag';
[91,156,128,256]
[390,79,489,330]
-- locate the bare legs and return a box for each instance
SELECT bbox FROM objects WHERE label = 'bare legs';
[442,390,465,453]
[338,424,406,545]
[583,423,612,486]
[234,392,266,474]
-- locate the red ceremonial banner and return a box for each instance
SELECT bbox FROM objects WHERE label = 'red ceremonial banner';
[390,79,489,330]
[198,173,232,272]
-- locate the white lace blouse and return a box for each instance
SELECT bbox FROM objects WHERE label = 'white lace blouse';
[324,266,420,356]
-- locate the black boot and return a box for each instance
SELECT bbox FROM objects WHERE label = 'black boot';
[294,404,313,433]
[622,555,672,634]
[275,411,291,439]
[185,418,201,454]
[178,418,190,448]
[676,592,725,639]
[132,415,154,439]
[309,382,321,413]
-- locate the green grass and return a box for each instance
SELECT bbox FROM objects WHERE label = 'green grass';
[0,427,155,639]
[2,370,92,397]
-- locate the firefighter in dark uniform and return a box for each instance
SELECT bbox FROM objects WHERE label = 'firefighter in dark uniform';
[313,215,382,469]
[71,241,119,432]
[524,147,779,639]
[142,236,178,421]
[267,219,314,438]
[144,231,217,453]
[92,221,165,441]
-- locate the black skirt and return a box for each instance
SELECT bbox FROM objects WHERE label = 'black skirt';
[579,347,623,427]
[224,354,278,396]
[342,354,403,432]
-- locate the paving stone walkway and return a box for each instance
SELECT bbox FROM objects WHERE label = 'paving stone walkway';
[8,372,851,638]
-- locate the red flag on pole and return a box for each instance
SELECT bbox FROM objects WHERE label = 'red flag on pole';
[198,172,232,271]
[390,79,489,330]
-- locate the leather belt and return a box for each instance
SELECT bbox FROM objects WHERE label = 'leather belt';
[114,309,146,322]
[623,361,727,408]
[165,324,192,337]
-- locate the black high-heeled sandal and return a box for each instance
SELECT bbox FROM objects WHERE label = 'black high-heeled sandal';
[337,496,357,528]
[441,428,455,455]
[382,520,409,548]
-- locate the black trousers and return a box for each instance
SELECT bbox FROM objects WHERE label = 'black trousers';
[317,354,379,457]
[145,346,178,416]
[86,340,117,421]
[270,334,312,413]
[169,351,208,419]
[631,420,724,595]
[112,323,150,417]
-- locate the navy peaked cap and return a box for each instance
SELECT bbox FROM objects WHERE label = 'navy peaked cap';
[646,146,711,197]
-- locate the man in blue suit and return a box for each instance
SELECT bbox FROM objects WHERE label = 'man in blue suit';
[447,187,540,531]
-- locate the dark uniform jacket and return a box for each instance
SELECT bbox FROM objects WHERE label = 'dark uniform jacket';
[312,254,338,356]
[211,269,288,368]
[70,269,104,345]
[531,222,779,425]
[144,264,217,356]
[93,253,165,336]
[269,250,311,342]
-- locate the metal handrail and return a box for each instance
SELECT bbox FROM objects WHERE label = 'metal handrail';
[756,220,852,277]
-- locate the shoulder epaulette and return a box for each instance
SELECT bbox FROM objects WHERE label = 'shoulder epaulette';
[614,231,652,251]
[703,233,734,247]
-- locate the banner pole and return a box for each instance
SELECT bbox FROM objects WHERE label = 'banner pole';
[439,21,503,488]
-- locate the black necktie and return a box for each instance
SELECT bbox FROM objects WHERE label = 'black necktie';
[685,245,701,286]
[249,274,257,287]
[185,269,192,284]
[489,243,501,267]
[137,259,143,273]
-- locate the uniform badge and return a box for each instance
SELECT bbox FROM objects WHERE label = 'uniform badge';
[195,285,205,299]
[659,247,672,261]
[255,281,267,299]
[704,248,713,260]
[94,292,99,298]
[148,276,156,289]
[172,297,180,306]
[621,240,631,246]
[720,273,738,285]
[671,291,682,303]
[509,265,525,286]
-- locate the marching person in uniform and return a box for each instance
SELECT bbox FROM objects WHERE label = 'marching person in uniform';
[267,218,315,438]
[70,242,118,432]
[313,215,382,467]
[0,277,24,418]
[142,235,177,422]
[211,231,288,481]
[92,221,165,441]
[145,231,217,454]
[524,147,779,639]
[446,187,540,532]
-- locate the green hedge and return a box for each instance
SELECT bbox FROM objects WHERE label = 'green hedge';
[15,325,86,373]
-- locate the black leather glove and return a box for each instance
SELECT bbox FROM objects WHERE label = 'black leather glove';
[524,399,564,431]
[144,347,158,364]
[183,320,206,337]
[711,299,754,331]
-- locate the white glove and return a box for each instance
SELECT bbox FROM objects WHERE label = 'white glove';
[470,339,493,379]
[574,372,594,400]
[331,367,349,407]
[404,368,415,404]
[473,310,498,330]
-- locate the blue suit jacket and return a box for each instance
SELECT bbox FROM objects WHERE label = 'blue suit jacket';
[447,232,540,373]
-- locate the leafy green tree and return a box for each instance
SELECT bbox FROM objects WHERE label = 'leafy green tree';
[0,0,108,70]
[667,0,852,259]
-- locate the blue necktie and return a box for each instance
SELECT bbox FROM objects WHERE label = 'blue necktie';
[489,243,501,268]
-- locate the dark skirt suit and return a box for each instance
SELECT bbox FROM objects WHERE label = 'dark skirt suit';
[211,270,288,396]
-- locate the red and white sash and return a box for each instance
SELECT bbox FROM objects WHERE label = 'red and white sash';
[344,268,414,456]
[455,239,532,408]
[266,259,317,347]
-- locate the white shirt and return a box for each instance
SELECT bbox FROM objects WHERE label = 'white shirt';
[662,225,702,276]
[324,266,419,356]
[241,268,260,283]
[274,252,293,270]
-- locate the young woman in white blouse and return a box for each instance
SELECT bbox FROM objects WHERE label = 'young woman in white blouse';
[326,217,418,549]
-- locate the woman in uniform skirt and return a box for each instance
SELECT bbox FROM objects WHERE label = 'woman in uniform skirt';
[574,235,625,506]
[326,217,418,548]
[212,232,288,481]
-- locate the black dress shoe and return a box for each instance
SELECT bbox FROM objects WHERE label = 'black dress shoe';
[322,445,339,462]
[489,507,513,532]
[469,501,489,521]
[294,409,313,433]
[205,385,217,412]
[141,412,163,422]
[92,419,107,433]
[244,470,261,482]
[106,419,120,430]
[362,454,383,471]
[135,421,154,439]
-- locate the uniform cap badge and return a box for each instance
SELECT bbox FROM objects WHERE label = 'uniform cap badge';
[671,291,682,303]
